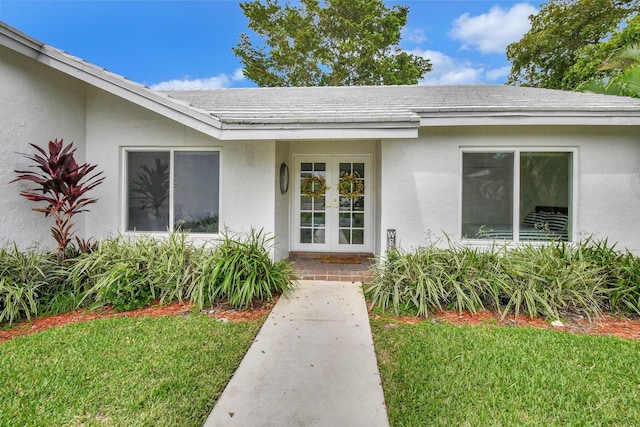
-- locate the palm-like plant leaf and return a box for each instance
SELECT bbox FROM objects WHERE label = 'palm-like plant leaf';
[599,43,640,72]
[11,139,104,258]
[577,43,640,98]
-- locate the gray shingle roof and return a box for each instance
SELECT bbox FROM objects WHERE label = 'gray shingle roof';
[164,85,640,128]
[3,19,640,139]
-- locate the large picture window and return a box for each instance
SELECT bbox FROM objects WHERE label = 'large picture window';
[126,149,220,233]
[462,150,572,242]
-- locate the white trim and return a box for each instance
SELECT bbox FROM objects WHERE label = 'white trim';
[420,113,640,127]
[459,147,578,244]
[215,127,418,141]
[120,147,222,237]
[0,22,224,139]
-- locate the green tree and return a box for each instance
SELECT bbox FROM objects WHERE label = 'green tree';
[506,0,638,90]
[576,43,640,97]
[566,14,640,89]
[233,0,432,87]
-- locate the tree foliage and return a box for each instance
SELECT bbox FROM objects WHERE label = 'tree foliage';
[576,42,640,97]
[233,0,432,87]
[566,14,640,89]
[506,0,639,90]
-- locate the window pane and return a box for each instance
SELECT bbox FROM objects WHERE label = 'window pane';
[301,228,312,243]
[353,196,364,211]
[339,213,351,227]
[520,152,571,241]
[353,213,364,228]
[352,229,364,245]
[353,163,364,178]
[339,229,351,244]
[313,196,325,210]
[314,212,325,227]
[127,151,170,232]
[300,195,312,211]
[462,153,514,239]
[300,212,312,227]
[174,151,220,233]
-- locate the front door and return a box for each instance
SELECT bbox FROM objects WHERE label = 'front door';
[292,155,372,253]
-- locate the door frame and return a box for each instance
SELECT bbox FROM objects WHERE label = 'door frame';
[290,154,374,253]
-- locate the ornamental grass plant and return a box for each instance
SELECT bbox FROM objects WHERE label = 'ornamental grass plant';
[365,237,640,320]
[187,228,295,310]
[0,245,53,324]
[73,232,198,311]
[0,229,295,325]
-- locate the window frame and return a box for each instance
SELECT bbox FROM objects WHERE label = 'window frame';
[122,147,222,235]
[459,147,577,243]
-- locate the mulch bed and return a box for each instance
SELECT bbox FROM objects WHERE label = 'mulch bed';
[2,299,639,342]
[0,299,275,343]
[373,309,640,341]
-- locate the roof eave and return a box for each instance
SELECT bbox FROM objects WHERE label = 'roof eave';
[214,122,419,140]
[1,22,223,139]
[419,111,640,126]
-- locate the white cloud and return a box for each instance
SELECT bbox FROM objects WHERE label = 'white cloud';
[151,68,245,90]
[486,66,512,81]
[449,3,537,54]
[401,27,427,44]
[411,49,484,85]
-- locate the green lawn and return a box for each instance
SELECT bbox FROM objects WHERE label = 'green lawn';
[0,315,262,427]
[4,309,640,426]
[372,319,640,426]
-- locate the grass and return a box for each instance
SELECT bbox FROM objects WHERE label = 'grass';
[372,319,640,426]
[0,315,262,427]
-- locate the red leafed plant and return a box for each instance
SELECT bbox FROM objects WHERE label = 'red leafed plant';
[12,139,104,259]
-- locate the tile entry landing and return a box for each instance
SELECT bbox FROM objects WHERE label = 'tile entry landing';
[288,252,374,282]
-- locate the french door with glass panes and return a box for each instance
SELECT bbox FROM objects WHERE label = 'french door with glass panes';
[292,155,372,252]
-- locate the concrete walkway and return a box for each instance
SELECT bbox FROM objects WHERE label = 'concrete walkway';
[203,280,390,427]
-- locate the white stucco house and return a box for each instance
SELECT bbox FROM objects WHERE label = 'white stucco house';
[2,21,640,260]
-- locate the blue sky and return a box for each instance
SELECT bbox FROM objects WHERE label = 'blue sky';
[0,0,543,89]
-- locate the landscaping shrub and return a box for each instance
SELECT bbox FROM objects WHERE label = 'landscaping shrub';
[73,230,294,312]
[497,242,607,320]
[188,229,295,309]
[11,139,104,259]
[73,232,197,311]
[368,244,502,317]
[606,253,640,315]
[365,238,637,320]
[580,238,640,315]
[0,229,294,324]
[0,245,55,323]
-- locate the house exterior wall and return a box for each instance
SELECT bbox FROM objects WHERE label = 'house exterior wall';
[274,141,291,260]
[381,125,640,253]
[84,87,276,244]
[0,45,87,249]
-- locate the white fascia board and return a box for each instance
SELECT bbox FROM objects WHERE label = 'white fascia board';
[420,112,640,127]
[0,24,225,139]
[38,48,224,138]
[0,23,45,58]
[215,125,419,141]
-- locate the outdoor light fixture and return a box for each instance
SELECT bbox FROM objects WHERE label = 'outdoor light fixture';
[279,163,289,194]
